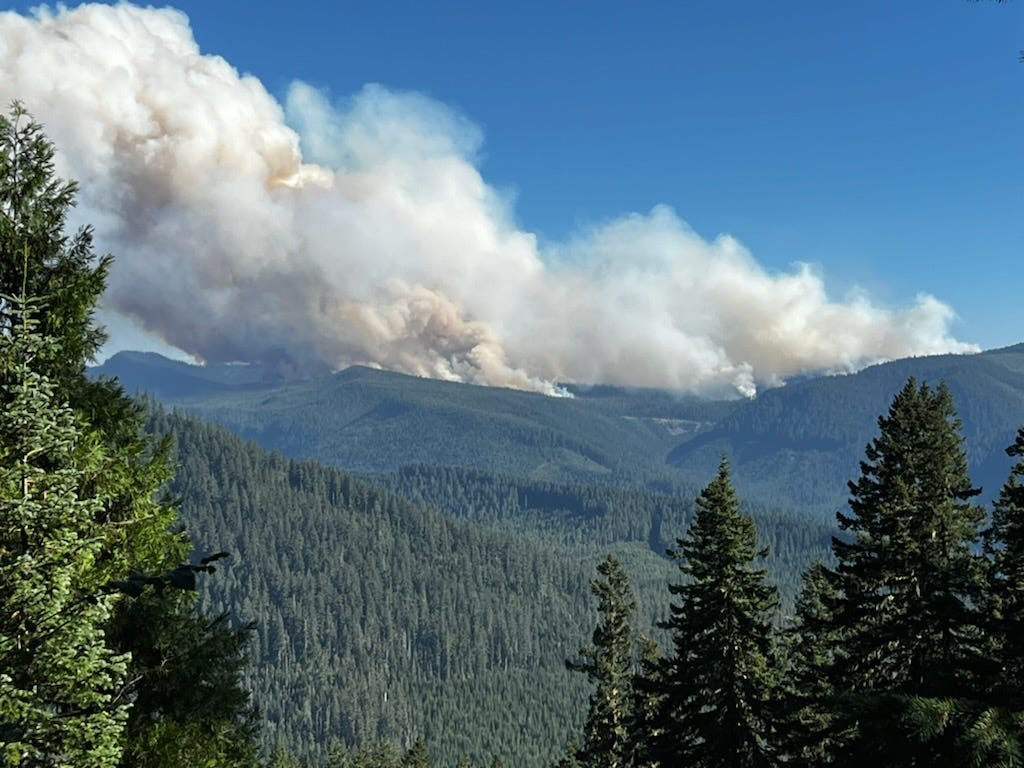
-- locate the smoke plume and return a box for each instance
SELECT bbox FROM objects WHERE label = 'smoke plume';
[0,3,977,396]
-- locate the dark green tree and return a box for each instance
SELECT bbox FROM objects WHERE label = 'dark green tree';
[821,379,987,763]
[987,426,1024,703]
[0,294,127,767]
[778,562,840,766]
[0,103,257,766]
[565,555,638,768]
[110,593,258,768]
[654,457,781,767]
[400,739,433,768]
[626,635,662,768]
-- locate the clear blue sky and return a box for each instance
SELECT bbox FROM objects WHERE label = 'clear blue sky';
[10,0,1024,350]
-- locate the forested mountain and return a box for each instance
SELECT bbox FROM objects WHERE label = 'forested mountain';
[153,409,833,765]
[668,345,1024,512]
[95,344,1024,516]
[100,354,734,483]
[376,465,834,608]
[155,408,590,765]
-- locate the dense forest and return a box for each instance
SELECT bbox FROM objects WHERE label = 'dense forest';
[150,407,835,765]
[96,340,1024,519]
[6,105,1024,768]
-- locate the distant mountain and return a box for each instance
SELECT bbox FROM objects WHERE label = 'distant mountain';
[667,345,1024,512]
[91,346,1024,517]
[93,352,738,484]
[94,350,283,398]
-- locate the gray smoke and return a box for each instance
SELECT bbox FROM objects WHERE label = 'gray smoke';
[0,4,977,396]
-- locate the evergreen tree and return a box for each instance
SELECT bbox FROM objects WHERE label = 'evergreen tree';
[0,291,127,765]
[778,562,840,766]
[400,739,433,768]
[565,555,638,768]
[0,104,257,765]
[654,457,780,767]
[110,594,259,768]
[821,378,987,763]
[987,426,1024,704]
[625,636,662,768]
[0,103,108,398]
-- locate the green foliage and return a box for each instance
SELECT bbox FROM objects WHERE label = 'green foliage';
[0,103,108,392]
[654,458,781,767]
[986,426,1024,704]
[777,562,840,766]
[0,104,257,767]
[0,298,127,767]
[797,379,991,762]
[152,409,593,767]
[564,556,638,768]
[828,380,986,699]
[110,593,259,768]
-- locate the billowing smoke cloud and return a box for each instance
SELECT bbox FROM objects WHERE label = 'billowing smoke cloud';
[0,3,977,397]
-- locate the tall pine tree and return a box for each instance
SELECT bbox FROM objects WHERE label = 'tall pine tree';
[820,378,987,764]
[0,103,257,766]
[0,291,128,767]
[778,562,840,767]
[654,457,780,768]
[565,554,639,768]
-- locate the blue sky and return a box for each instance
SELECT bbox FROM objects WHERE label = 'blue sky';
[151,0,1024,348]
[2,1,1021,392]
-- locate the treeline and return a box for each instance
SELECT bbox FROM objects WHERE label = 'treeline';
[558,380,1024,766]
[667,350,1024,513]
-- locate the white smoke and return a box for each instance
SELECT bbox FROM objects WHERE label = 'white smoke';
[0,3,978,397]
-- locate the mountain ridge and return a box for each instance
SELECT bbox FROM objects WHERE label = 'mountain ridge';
[91,344,1024,516]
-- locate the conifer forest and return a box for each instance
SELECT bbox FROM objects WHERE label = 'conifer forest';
[5,105,1024,768]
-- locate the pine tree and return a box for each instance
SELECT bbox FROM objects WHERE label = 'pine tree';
[0,104,257,765]
[654,457,781,767]
[778,562,840,766]
[401,739,433,768]
[565,555,638,768]
[626,636,662,768]
[987,426,1024,704]
[821,378,987,763]
[0,104,108,396]
[934,425,1024,766]
[0,291,127,765]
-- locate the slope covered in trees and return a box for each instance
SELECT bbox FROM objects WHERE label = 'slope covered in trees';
[153,409,592,766]
[152,406,840,766]
[668,347,1024,512]
[100,357,723,485]
[93,344,1024,518]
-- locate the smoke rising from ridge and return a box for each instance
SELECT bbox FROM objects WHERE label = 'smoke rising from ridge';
[0,4,977,396]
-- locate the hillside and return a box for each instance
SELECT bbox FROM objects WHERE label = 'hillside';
[99,353,736,483]
[154,410,833,766]
[95,346,1024,517]
[667,345,1024,512]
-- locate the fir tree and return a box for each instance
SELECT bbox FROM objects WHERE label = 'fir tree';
[0,103,257,765]
[987,426,1024,704]
[0,292,127,765]
[626,636,662,768]
[565,555,638,768]
[778,562,840,767]
[654,457,781,767]
[822,378,987,763]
